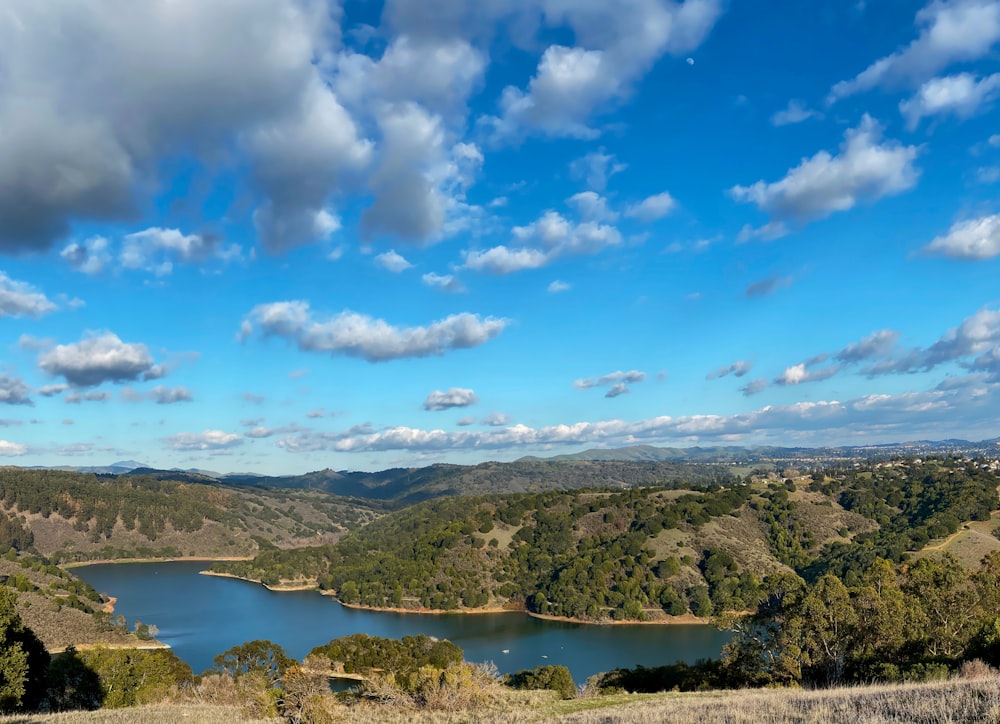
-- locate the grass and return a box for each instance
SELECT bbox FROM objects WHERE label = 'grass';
[4,676,1000,723]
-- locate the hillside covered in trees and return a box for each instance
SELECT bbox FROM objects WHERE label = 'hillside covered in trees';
[214,455,1000,622]
[0,467,381,562]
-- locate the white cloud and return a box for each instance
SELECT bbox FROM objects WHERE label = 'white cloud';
[569,148,627,191]
[120,227,241,273]
[770,100,821,126]
[775,363,840,386]
[38,332,162,388]
[0,272,56,318]
[456,416,476,426]
[574,370,647,390]
[166,429,243,451]
[274,379,1000,453]
[37,384,68,397]
[740,378,768,396]
[65,391,112,404]
[568,191,619,222]
[0,440,27,456]
[482,412,509,426]
[242,301,508,362]
[150,385,193,404]
[900,72,1000,129]
[625,192,677,222]
[374,249,414,273]
[61,236,111,275]
[829,0,1000,102]
[486,0,724,140]
[423,387,478,411]
[0,375,32,406]
[707,360,753,380]
[547,280,571,293]
[462,246,550,274]
[921,214,1000,259]
[605,382,630,398]
[730,116,919,232]
[835,330,901,363]
[0,1,370,254]
[422,272,465,292]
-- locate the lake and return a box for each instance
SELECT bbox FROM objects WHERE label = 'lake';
[74,561,730,683]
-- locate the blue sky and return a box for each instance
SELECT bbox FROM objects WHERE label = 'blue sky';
[2,0,1000,474]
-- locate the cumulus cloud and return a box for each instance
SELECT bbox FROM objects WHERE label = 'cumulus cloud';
[481,412,509,426]
[166,430,244,451]
[547,280,571,293]
[740,378,768,396]
[273,379,1000,454]
[829,0,1000,102]
[456,416,476,426]
[574,370,646,394]
[374,249,414,272]
[37,332,162,388]
[625,192,677,222]
[422,272,465,292]
[775,363,841,386]
[866,306,1000,376]
[485,0,723,140]
[605,382,630,398]
[65,391,112,404]
[462,246,550,274]
[707,360,753,380]
[0,1,374,254]
[835,330,901,363]
[0,375,32,406]
[771,100,821,126]
[900,72,1000,129]
[0,440,27,456]
[568,191,619,222]
[61,237,112,275]
[0,272,56,318]
[731,116,919,235]
[242,301,508,362]
[150,385,193,404]
[569,148,627,191]
[920,214,1000,259]
[120,227,241,273]
[423,387,478,411]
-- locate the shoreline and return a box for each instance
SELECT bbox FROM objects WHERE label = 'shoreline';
[47,641,172,654]
[200,570,714,626]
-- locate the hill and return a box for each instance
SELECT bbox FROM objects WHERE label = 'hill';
[213,455,1000,621]
[0,467,381,563]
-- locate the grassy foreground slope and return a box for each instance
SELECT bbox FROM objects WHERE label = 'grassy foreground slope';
[2,674,999,723]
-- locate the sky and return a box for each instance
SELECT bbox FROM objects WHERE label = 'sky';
[2,0,1000,474]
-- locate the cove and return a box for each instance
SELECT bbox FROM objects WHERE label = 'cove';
[73,561,731,683]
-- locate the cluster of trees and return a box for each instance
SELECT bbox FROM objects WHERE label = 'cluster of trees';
[722,552,1000,686]
[213,456,1000,623]
[0,469,242,541]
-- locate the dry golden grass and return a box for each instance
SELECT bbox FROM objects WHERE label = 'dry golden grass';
[912,511,1000,568]
[4,676,999,723]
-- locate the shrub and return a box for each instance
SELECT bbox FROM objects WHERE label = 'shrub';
[504,664,576,699]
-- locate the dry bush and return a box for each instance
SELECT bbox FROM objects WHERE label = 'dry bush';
[953,658,998,680]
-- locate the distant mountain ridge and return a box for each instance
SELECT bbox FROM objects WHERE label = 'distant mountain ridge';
[21,437,1000,505]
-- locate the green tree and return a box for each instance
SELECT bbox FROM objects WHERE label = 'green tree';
[0,588,48,712]
[208,640,293,689]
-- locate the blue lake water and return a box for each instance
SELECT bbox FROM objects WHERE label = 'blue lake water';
[74,561,730,683]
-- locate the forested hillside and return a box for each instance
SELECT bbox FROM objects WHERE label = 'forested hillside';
[214,456,1000,622]
[0,467,381,562]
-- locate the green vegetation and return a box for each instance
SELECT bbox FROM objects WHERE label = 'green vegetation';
[0,588,48,713]
[215,456,1000,625]
[0,467,380,562]
[309,633,463,679]
[504,664,577,699]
